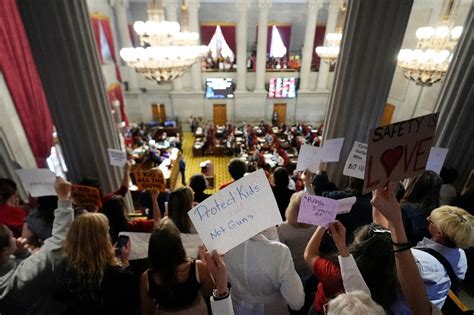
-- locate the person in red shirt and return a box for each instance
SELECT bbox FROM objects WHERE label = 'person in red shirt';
[218,158,247,190]
[0,178,27,237]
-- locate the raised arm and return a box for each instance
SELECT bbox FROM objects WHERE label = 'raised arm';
[371,182,432,315]
[151,190,161,225]
[121,161,131,189]
[303,169,315,195]
[304,225,326,271]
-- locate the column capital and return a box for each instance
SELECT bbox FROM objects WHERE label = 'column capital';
[162,0,177,8]
[307,0,324,11]
[236,0,249,10]
[258,0,272,10]
[185,0,200,10]
[327,0,342,14]
[110,0,129,9]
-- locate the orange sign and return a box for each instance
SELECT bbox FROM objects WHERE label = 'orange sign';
[71,185,102,208]
[134,169,166,192]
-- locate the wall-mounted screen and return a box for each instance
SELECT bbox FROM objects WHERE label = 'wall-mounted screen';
[205,78,234,99]
[268,77,297,98]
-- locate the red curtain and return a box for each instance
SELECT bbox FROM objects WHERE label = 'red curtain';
[200,24,236,54]
[90,14,122,82]
[312,26,326,70]
[107,83,129,126]
[256,25,292,56]
[0,0,54,167]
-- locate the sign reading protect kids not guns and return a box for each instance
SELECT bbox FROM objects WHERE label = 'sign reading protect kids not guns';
[134,169,166,192]
[363,113,439,194]
[71,185,102,208]
[188,169,282,254]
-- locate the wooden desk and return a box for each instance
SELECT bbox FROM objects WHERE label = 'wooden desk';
[200,162,215,188]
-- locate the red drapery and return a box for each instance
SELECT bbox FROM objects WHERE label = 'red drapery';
[200,24,236,54]
[0,0,54,167]
[107,83,129,126]
[256,25,292,56]
[90,13,122,82]
[312,26,326,70]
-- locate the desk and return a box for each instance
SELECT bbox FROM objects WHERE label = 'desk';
[200,161,214,188]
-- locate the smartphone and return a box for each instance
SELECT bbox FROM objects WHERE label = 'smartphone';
[115,235,129,257]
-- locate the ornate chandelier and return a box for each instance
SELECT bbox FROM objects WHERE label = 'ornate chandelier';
[315,3,346,65]
[120,1,207,83]
[397,0,463,86]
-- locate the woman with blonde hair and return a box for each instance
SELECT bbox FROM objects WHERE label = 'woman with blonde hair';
[277,191,316,280]
[54,213,138,315]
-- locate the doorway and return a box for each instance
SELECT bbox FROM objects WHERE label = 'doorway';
[213,104,227,125]
[380,103,395,126]
[151,104,166,122]
[273,103,287,125]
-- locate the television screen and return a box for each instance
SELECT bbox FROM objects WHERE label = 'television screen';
[268,77,297,98]
[205,78,234,99]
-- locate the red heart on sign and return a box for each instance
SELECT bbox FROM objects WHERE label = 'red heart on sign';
[380,146,403,178]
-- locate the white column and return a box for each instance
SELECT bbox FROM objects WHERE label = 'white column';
[298,0,321,92]
[187,0,202,92]
[111,0,138,91]
[255,0,271,92]
[236,0,248,92]
[316,1,339,91]
[164,0,183,90]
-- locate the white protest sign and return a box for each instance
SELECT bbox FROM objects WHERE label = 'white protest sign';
[118,232,150,260]
[425,147,449,175]
[321,138,345,162]
[15,169,56,197]
[296,145,321,173]
[107,148,127,167]
[297,194,357,227]
[343,141,368,179]
[188,169,282,253]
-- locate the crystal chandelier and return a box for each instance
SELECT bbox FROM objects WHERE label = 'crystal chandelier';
[397,0,463,86]
[120,0,208,83]
[315,3,346,65]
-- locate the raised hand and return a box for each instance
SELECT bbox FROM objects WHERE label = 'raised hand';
[14,237,29,258]
[54,177,72,201]
[371,182,402,224]
[205,250,228,294]
[328,221,349,257]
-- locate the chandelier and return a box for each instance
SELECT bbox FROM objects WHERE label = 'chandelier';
[397,0,463,86]
[315,3,346,65]
[120,1,208,83]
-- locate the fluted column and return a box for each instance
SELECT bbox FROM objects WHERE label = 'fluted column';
[322,0,413,187]
[255,0,271,92]
[164,0,183,91]
[187,0,202,92]
[316,1,339,91]
[434,6,473,191]
[18,0,124,193]
[235,0,248,92]
[299,0,322,92]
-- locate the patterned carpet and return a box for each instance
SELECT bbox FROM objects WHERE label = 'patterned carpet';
[175,132,232,193]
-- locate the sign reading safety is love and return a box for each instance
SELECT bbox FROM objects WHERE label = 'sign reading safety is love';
[363,113,439,193]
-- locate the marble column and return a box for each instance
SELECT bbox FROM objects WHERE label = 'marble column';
[187,0,202,92]
[316,1,339,91]
[164,0,183,91]
[235,0,248,92]
[255,0,271,92]
[299,0,322,92]
[434,6,473,191]
[321,0,413,187]
[18,0,125,194]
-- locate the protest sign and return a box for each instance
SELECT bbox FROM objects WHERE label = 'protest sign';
[15,169,56,197]
[188,169,282,253]
[134,169,166,192]
[425,147,449,175]
[363,113,439,194]
[321,138,345,162]
[71,185,102,208]
[297,194,357,226]
[296,145,321,173]
[107,148,127,167]
[343,141,368,179]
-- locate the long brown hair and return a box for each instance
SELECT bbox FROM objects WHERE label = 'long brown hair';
[64,213,118,291]
[168,187,194,233]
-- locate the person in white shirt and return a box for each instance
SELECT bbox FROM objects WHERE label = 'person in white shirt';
[224,233,305,315]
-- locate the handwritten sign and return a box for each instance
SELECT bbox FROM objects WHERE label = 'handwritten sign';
[296,145,322,173]
[298,194,357,226]
[363,113,439,194]
[71,185,102,208]
[343,141,368,179]
[321,138,345,162]
[425,147,449,175]
[107,148,127,167]
[14,169,56,197]
[188,169,282,253]
[134,169,166,192]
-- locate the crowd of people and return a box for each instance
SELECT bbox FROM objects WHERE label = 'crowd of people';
[0,127,473,314]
